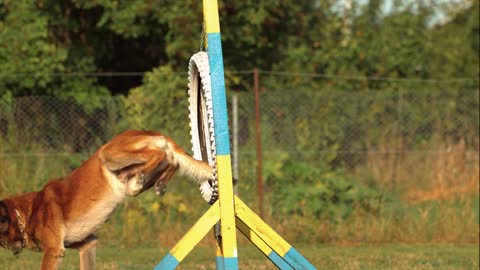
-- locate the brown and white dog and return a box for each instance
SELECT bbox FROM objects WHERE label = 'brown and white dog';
[0,130,214,270]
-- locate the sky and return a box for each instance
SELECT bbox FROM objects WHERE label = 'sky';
[335,0,470,23]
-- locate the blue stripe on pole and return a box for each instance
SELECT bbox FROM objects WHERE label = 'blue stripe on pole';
[223,257,239,270]
[268,251,295,270]
[154,253,179,270]
[207,32,230,156]
[284,247,317,270]
[215,256,225,270]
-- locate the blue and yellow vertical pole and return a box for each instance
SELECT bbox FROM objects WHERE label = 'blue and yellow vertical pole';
[156,1,316,269]
[203,1,239,269]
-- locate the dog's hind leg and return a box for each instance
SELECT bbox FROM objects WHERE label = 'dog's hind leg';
[73,235,97,270]
[66,235,97,270]
[154,163,179,197]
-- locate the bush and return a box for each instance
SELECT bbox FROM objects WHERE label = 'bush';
[266,158,387,221]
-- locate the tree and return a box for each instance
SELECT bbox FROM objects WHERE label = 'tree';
[0,0,477,98]
[0,0,108,100]
[428,0,479,78]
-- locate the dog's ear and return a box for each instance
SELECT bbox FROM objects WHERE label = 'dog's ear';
[0,217,8,233]
[0,202,10,233]
[98,149,148,172]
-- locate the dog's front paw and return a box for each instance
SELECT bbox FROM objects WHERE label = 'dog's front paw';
[138,172,146,185]
[125,171,146,196]
[154,180,167,197]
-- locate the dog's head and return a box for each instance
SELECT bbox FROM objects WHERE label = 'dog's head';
[0,201,24,255]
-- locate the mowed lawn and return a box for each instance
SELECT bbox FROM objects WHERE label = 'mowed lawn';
[0,243,477,270]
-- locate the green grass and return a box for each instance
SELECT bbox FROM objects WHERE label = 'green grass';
[0,243,478,270]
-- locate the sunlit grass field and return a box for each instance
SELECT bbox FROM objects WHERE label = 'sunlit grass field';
[0,243,478,269]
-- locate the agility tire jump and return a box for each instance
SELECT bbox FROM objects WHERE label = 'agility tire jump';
[156,1,316,268]
[188,52,219,205]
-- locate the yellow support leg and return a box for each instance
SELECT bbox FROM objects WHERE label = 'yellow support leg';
[235,196,316,270]
[236,217,294,270]
[155,201,220,270]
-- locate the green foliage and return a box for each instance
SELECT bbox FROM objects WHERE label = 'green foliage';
[120,65,190,145]
[266,158,387,220]
[1,0,478,98]
[0,0,65,93]
[428,0,479,78]
[0,0,109,105]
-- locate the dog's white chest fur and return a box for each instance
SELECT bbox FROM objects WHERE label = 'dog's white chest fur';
[64,193,123,243]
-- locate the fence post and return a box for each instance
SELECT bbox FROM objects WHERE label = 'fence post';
[391,88,402,192]
[253,68,263,218]
[232,94,239,195]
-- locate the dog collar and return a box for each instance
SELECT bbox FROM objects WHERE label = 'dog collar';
[12,209,28,255]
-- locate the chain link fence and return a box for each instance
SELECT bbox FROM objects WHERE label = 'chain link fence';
[0,72,478,202]
[234,72,479,203]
